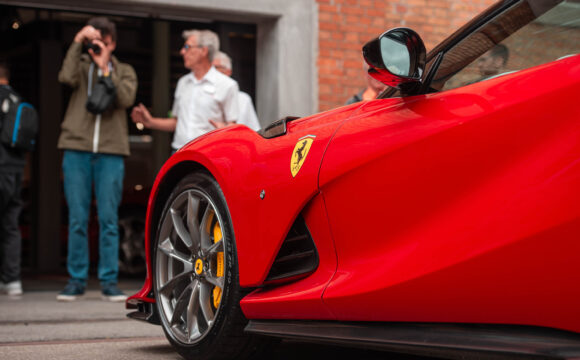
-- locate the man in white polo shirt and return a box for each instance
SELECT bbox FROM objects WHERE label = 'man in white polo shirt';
[131,29,239,151]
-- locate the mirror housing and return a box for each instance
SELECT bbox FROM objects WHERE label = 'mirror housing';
[363,28,426,91]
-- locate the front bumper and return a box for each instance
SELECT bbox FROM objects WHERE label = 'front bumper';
[126,297,160,325]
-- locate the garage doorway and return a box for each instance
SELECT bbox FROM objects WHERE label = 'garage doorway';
[0,4,256,275]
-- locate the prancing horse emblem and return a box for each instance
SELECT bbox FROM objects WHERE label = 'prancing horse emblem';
[195,259,204,275]
[291,135,316,177]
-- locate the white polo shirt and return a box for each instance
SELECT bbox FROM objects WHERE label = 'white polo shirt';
[238,91,260,131]
[171,66,239,149]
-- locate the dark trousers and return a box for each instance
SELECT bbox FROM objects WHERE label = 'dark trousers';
[0,172,22,283]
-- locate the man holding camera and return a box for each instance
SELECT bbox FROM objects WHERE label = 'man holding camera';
[57,17,137,302]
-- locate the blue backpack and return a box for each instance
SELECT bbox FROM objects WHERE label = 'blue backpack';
[0,86,38,151]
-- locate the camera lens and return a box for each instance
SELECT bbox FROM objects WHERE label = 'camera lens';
[88,41,101,55]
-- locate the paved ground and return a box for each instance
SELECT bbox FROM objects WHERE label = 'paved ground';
[0,275,175,359]
[0,274,426,359]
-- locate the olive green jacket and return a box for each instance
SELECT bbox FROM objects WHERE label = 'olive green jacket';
[57,42,137,156]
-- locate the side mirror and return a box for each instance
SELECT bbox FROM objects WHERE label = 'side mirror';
[363,28,426,90]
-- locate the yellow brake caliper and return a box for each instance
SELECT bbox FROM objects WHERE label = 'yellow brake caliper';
[211,218,224,308]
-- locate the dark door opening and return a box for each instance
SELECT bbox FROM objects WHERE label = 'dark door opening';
[0,5,256,275]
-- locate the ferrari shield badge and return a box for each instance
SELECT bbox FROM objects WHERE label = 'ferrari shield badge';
[291,135,316,177]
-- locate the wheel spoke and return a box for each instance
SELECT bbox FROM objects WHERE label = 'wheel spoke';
[199,282,215,326]
[158,209,174,244]
[205,273,224,289]
[171,282,193,327]
[170,207,193,250]
[159,270,194,298]
[206,239,223,256]
[158,238,193,267]
[187,193,202,252]
[199,206,213,252]
[187,281,201,340]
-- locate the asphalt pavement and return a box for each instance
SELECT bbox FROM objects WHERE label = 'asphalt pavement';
[0,274,427,360]
[0,274,177,360]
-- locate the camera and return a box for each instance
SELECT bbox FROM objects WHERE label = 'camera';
[86,41,101,55]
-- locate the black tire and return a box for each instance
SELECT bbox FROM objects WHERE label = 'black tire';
[152,171,259,360]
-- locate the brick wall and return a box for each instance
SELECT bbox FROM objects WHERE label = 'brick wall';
[316,0,496,111]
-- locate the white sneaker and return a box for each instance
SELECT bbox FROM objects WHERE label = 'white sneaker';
[4,280,23,296]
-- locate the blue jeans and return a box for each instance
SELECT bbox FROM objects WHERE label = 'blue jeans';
[62,150,124,286]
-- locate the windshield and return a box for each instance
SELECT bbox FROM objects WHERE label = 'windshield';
[430,0,580,91]
[379,0,580,98]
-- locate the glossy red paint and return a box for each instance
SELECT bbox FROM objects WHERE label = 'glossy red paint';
[129,57,580,332]
[129,56,580,334]
[128,103,361,304]
[239,193,338,320]
[319,56,580,332]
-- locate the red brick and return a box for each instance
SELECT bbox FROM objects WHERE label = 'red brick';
[373,1,387,9]
[318,57,338,67]
[396,4,408,13]
[345,15,361,24]
[319,12,334,22]
[344,33,359,42]
[342,6,366,15]
[319,4,338,12]
[358,16,372,25]
[315,0,495,111]
[331,32,345,40]
[330,49,345,58]
[320,21,340,31]
[319,83,332,94]
[366,8,384,17]
[344,59,362,68]
[320,40,340,49]
[319,30,332,40]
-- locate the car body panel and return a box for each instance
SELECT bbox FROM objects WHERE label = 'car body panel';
[129,103,361,304]
[240,193,338,320]
[319,56,580,332]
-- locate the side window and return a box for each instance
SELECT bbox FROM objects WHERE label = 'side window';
[431,0,580,92]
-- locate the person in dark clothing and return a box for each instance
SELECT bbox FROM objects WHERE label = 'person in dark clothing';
[57,17,137,302]
[0,61,25,297]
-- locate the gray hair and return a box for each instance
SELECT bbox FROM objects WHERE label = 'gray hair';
[182,29,220,62]
[214,51,232,70]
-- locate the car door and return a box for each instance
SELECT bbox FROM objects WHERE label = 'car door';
[319,0,580,332]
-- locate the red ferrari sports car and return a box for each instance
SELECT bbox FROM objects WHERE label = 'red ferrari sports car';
[127,0,580,358]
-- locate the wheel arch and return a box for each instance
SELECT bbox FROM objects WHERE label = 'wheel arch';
[148,160,211,259]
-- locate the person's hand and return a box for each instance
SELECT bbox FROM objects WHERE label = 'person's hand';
[74,25,101,44]
[130,106,143,123]
[131,103,152,128]
[88,39,112,73]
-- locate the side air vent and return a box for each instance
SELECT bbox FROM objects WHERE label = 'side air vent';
[265,215,318,284]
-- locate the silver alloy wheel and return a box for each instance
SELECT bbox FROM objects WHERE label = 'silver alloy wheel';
[155,189,226,345]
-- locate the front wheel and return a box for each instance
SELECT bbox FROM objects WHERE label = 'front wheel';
[153,172,258,360]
